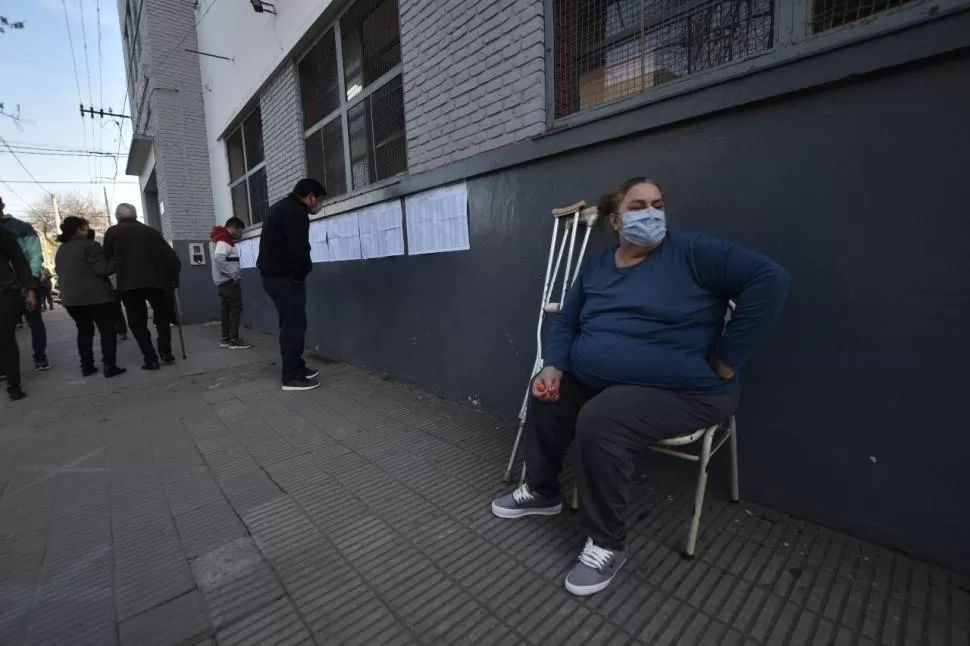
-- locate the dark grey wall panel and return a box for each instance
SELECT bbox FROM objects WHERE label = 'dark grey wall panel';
[241,51,970,571]
[173,241,220,325]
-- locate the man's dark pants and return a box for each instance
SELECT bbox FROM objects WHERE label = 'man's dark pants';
[121,288,174,362]
[218,280,243,342]
[524,372,739,550]
[0,290,22,388]
[66,303,118,369]
[262,277,306,382]
[21,296,46,362]
[114,299,128,336]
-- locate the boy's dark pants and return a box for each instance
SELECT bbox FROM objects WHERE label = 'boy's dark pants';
[219,280,242,341]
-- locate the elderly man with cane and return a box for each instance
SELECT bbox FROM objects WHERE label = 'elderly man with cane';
[103,203,182,371]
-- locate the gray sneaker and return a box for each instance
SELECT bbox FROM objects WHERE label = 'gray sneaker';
[491,484,563,519]
[564,538,627,597]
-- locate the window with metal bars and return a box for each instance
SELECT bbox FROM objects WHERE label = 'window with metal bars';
[809,0,915,32]
[554,0,950,120]
[226,109,270,226]
[555,0,775,118]
[298,0,407,199]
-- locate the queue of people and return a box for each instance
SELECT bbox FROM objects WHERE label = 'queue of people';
[0,198,183,401]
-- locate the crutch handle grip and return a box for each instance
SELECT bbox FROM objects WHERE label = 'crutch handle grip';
[551,201,586,217]
[543,303,561,313]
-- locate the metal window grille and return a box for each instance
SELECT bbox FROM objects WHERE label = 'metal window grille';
[555,0,775,118]
[810,0,915,32]
[298,0,407,200]
[226,108,269,226]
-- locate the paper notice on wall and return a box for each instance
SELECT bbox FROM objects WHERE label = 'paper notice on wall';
[327,212,362,262]
[358,200,405,259]
[309,219,330,263]
[237,238,258,269]
[404,182,470,255]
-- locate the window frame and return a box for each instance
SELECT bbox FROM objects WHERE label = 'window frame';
[225,107,269,227]
[547,0,970,128]
[297,0,407,200]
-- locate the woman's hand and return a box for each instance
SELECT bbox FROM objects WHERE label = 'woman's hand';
[708,353,735,380]
[24,289,37,313]
[532,366,563,402]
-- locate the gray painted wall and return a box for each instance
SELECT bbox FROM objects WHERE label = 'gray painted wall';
[173,240,219,325]
[241,51,970,572]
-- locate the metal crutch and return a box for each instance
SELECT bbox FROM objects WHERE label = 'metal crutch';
[502,201,600,483]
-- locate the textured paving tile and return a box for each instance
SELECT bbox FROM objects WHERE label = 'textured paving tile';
[1,317,966,646]
[118,590,212,646]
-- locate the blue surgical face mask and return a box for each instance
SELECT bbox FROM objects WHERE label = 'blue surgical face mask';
[620,206,667,247]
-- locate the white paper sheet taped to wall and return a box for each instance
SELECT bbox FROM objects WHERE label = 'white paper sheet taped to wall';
[237,238,258,269]
[309,219,330,263]
[327,212,362,262]
[358,200,405,259]
[404,182,470,256]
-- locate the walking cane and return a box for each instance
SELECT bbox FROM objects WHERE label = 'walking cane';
[173,288,187,360]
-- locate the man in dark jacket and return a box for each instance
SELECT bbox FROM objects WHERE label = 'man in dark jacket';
[257,178,325,391]
[103,203,182,370]
[0,225,38,401]
[0,196,49,370]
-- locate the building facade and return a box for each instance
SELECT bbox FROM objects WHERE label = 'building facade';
[160,0,969,570]
[116,0,218,323]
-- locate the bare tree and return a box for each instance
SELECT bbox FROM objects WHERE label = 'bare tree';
[23,192,112,247]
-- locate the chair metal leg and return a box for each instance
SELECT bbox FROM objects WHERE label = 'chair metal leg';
[685,428,715,559]
[728,416,740,503]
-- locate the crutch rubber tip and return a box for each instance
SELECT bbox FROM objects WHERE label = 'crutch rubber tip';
[502,471,513,482]
[681,552,695,561]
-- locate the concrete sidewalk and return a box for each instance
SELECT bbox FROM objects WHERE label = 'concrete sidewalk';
[1,308,966,645]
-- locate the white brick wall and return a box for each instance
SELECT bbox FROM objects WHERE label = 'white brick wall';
[260,64,307,205]
[400,0,546,174]
[118,0,216,241]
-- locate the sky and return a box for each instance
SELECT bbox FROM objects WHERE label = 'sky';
[0,0,141,219]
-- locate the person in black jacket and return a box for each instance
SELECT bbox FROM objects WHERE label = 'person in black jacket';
[88,228,128,340]
[257,178,325,391]
[0,225,38,401]
[55,217,127,379]
[103,203,182,371]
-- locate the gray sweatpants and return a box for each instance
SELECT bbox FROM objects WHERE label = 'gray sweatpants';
[524,371,739,550]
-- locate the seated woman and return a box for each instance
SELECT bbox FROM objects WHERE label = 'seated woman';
[491,178,791,597]
[55,216,127,378]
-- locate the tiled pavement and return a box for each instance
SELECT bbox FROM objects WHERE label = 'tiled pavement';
[1,309,967,646]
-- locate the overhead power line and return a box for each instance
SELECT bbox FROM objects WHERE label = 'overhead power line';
[0,133,49,193]
[62,0,93,181]
[0,179,30,205]
[2,149,121,158]
[0,180,138,185]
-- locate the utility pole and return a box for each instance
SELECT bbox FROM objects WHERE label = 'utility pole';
[80,104,132,120]
[51,193,61,230]
[103,186,112,228]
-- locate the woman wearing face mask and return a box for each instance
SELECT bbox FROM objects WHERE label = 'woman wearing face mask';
[491,177,791,597]
[55,216,127,378]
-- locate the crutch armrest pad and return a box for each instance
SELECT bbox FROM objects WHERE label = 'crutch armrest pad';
[551,201,587,217]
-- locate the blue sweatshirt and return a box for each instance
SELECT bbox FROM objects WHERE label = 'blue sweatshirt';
[544,232,791,395]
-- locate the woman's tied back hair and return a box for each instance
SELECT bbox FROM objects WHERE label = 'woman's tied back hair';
[596,177,662,217]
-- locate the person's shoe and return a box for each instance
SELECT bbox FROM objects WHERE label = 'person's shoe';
[104,365,127,378]
[34,360,51,371]
[228,339,254,350]
[219,339,230,348]
[302,366,320,379]
[81,366,99,377]
[159,354,176,365]
[491,484,563,519]
[7,386,26,401]
[142,360,160,371]
[564,539,627,597]
[281,376,321,392]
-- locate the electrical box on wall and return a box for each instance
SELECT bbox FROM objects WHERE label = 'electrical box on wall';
[189,243,206,266]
